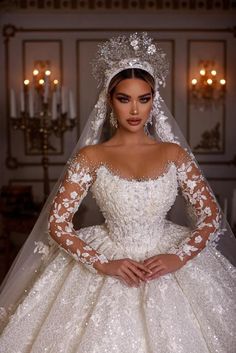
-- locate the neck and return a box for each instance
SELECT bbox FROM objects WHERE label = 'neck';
[112,127,149,146]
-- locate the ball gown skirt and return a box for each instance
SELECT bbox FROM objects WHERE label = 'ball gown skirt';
[0,164,235,353]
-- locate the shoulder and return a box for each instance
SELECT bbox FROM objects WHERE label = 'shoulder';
[159,142,190,164]
[73,144,104,167]
[159,142,182,156]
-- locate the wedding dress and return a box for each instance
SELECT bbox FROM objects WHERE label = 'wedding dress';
[0,149,235,353]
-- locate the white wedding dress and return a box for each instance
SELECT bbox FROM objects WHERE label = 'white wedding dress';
[0,153,235,353]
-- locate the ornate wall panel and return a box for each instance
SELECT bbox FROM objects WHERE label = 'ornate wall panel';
[22,40,63,156]
[187,40,226,154]
[2,24,236,204]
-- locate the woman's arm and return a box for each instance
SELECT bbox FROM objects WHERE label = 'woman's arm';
[168,145,222,263]
[143,145,222,280]
[48,150,108,274]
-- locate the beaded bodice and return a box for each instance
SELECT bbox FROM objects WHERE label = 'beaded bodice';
[48,146,221,273]
[91,164,178,254]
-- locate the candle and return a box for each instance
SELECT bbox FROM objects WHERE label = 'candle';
[52,92,57,120]
[61,86,68,114]
[69,90,76,120]
[55,81,60,104]
[20,89,25,112]
[10,89,17,118]
[44,76,49,104]
[29,88,34,118]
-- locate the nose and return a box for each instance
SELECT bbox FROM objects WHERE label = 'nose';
[130,101,138,115]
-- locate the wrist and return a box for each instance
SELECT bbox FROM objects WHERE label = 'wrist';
[93,258,110,274]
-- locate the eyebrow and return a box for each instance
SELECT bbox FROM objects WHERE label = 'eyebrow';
[115,92,152,98]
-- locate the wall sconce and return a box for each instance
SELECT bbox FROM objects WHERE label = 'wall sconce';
[190,60,226,111]
[9,60,77,200]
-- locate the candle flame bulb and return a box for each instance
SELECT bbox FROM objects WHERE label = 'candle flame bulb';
[200,69,206,76]
[191,79,197,85]
[24,79,30,85]
[220,79,226,85]
[45,70,51,76]
[33,69,39,76]
[53,79,59,85]
[207,79,213,85]
[39,79,44,85]
[211,70,217,76]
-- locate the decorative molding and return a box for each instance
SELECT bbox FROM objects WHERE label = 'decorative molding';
[1,0,236,12]
[22,39,64,156]
[2,24,236,36]
[3,24,236,173]
[200,155,236,166]
[4,31,65,168]
[187,39,227,155]
[194,122,221,152]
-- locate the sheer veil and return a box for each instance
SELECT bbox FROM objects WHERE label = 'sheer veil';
[0,33,235,329]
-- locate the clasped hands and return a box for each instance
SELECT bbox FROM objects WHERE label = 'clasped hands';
[94,253,184,288]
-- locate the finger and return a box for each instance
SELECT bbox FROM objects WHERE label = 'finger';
[123,268,140,286]
[145,265,165,278]
[129,260,153,274]
[146,261,163,271]
[143,257,161,267]
[128,264,149,281]
[147,268,166,280]
[120,273,134,287]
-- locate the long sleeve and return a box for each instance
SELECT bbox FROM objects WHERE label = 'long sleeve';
[169,147,222,263]
[48,152,108,274]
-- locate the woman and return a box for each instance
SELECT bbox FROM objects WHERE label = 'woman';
[0,32,235,352]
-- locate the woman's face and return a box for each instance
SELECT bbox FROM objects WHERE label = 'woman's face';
[110,78,153,132]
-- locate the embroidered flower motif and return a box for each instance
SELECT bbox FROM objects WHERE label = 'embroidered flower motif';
[130,39,139,50]
[34,241,49,259]
[204,207,212,216]
[48,153,108,274]
[194,235,203,243]
[70,191,78,199]
[66,239,74,246]
[147,44,156,54]
[169,156,221,262]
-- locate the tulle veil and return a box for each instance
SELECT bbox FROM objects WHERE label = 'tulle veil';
[0,33,235,330]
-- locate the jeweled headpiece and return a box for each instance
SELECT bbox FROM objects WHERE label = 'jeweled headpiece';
[92,32,169,90]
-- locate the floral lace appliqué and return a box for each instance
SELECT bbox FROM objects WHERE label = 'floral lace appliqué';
[169,156,222,262]
[48,153,108,274]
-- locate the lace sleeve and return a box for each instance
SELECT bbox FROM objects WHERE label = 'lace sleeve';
[48,151,108,274]
[169,147,222,263]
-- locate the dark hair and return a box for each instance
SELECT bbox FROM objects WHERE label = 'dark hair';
[108,68,155,97]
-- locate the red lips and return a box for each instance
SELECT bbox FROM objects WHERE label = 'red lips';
[127,119,142,126]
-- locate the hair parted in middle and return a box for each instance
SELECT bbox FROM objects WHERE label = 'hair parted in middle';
[107,68,155,98]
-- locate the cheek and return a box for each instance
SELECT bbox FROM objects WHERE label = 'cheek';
[113,103,128,118]
[141,103,152,116]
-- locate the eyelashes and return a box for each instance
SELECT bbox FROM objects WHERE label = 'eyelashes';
[116,96,151,104]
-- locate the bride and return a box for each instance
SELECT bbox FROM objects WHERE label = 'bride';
[0,32,235,353]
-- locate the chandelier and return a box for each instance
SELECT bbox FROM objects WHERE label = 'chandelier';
[190,60,226,111]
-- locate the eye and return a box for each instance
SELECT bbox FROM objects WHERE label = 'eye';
[139,97,151,103]
[117,97,129,103]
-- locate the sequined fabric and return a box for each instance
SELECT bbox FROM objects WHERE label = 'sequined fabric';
[0,160,235,353]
